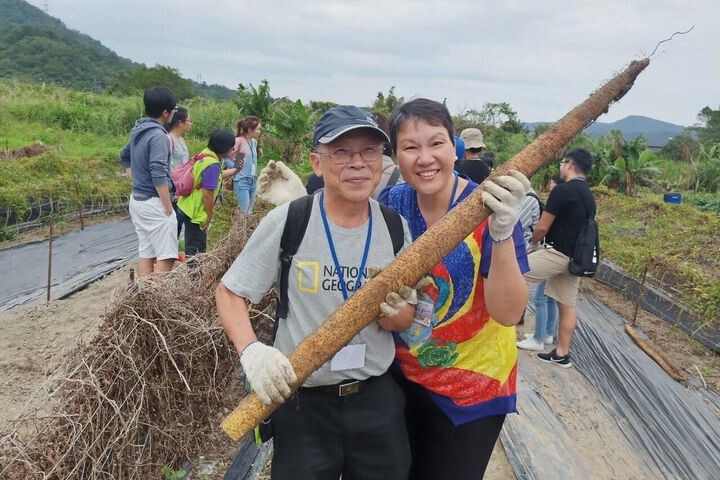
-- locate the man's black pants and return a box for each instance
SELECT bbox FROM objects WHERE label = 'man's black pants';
[271,372,410,480]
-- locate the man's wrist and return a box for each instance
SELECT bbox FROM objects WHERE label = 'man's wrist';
[239,340,259,359]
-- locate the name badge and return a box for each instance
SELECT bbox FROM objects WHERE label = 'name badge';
[330,344,366,371]
[413,300,434,327]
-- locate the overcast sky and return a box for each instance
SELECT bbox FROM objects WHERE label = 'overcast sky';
[32,0,719,126]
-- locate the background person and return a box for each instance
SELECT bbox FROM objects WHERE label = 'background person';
[518,173,563,351]
[380,98,529,480]
[166,106,192,168]
[456,127,491,183]
[176,129,239,256]
[226,116,262,213]
[525,149,597,368]
[453,134,465,171]
[120,86,178,276]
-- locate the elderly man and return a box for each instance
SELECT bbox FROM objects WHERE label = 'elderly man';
[216,106,417,479]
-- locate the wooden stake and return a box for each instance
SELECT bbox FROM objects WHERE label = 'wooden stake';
[75,183,85,230]
[632,261,650,326]
[221,59,652,441]
[46,219,53,303]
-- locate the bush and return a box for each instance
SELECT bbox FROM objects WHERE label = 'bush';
[183,97,241,141]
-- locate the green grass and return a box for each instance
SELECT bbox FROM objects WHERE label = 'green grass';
[594,186,720,325]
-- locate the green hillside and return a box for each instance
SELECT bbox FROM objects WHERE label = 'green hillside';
[0,0,234,98]
[0,0,61,27]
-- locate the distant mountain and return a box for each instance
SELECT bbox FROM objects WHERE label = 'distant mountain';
[0,0,233,99]
[0,0,135,90]
[0,0,61,27]
[525,115,687,146]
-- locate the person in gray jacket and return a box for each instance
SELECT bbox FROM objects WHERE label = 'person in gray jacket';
[120,87,178,276]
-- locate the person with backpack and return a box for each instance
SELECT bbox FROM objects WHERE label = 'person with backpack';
[303,112,403,199]
[379,99,530,480]
[216,106,416,479]
[119,87,178,277]
[517,174,563,351]
[525,149,599,368]
[176,129,239,256]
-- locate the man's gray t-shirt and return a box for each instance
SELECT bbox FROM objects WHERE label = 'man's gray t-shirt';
[222,194,411,387]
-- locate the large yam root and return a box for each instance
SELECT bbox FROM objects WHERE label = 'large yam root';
[624,324,687,382]
[222,59,652,441]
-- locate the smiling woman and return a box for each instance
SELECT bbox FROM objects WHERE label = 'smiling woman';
[379,98,530,480]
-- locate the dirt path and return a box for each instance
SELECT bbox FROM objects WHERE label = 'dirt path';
[0,265,131,429]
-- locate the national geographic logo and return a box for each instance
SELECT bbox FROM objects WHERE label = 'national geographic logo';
[297,261,370,294]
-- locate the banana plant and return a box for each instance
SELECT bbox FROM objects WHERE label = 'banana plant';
[601,139,661,196]
[268,99,313,163]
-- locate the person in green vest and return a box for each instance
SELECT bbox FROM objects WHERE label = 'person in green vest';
[177,129,239,256]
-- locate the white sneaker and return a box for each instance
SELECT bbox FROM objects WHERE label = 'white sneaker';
[517,337,545,351]
[523,333,554,344]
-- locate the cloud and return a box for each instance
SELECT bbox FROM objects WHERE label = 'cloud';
[38,0,720,125]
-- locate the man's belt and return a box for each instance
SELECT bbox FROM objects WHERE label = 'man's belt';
[299,373,384,397]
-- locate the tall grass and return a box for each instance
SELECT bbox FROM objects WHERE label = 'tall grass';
[0,79,241,146]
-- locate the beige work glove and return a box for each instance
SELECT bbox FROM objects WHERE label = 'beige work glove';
[257,160,307,206]
[481,171,531,242]
[240,341,297,405]
[367,266,431,317]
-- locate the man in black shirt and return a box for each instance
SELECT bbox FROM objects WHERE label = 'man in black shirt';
[524,149,596,368]
[455,128,491,183]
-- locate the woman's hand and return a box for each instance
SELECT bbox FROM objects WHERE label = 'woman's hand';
[481,171,531,242]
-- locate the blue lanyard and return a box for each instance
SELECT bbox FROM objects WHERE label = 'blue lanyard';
[412,173,459,237]
[319,192,373,300]
[447,173,459,212]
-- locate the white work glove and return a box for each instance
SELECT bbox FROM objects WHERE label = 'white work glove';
[240,341,297,405]
[481,171,531,242]
[257,160,307,206]
[368,266,431,317]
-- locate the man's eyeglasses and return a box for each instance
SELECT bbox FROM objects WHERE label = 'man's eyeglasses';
[316,145,384,165]
[560,159,571,166]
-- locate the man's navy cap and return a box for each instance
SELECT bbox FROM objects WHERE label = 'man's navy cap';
[312,105,390,148]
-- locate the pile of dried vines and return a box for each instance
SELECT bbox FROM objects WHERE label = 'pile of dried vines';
[0,212,274,479]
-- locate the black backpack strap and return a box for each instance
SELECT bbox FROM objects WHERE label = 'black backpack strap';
[525,191,544,215]
[277,195,314,319]
[379,204,405,255]
[277,198,403,322]
[386,166,401,188]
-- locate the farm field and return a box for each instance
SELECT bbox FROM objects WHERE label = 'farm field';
[1,78,719,478]
[0,0,720,480]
